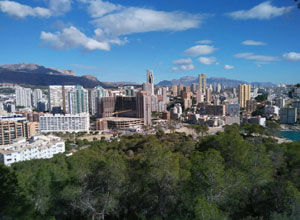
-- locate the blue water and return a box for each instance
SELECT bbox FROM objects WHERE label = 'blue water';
[280,131,300,141]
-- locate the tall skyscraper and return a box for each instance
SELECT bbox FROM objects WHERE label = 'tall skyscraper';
[238,84,251,108]
[48,85,76,113]
[198,73,207,93]
[205,88,212,104]
[48,85,63,111]
[136,91,152,125]
[32,89,43,108]
[15,87,32,108]
[147,70,154,95]
[68,85,89,114]
[62,85,76,113]
[90,86,108,115]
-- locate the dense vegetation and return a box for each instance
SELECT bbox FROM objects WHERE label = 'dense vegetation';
[1,124,300,220]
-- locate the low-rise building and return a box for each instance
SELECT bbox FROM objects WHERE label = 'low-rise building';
[96,117,143,130]
[0,135,65,166]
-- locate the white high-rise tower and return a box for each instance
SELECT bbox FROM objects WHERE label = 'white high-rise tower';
[147,70,154,95]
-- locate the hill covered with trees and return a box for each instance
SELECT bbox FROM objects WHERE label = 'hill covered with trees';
[1,125,300,220]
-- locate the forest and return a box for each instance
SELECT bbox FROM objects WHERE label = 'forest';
[1,124,300,220]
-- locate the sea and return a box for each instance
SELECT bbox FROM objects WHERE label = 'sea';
[279,130,300,141]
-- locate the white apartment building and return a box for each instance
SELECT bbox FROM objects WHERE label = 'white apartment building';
[39,113,90,133]
[0,135,65,166]
[15,87,32,108]
[32,89,43,108]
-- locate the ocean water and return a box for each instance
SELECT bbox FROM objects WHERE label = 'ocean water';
[280,131,300,141]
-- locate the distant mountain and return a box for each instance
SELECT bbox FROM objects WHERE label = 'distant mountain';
[0,70,105,88]
[0,63,76,76]
[157,76,275,88]
[0,63,140,88]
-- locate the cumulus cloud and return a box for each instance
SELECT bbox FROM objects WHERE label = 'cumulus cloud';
[198,56,217,65]
[0,0,51,18]
[283,52,300,61]
[173,58,193,65]
[196,40,213,44]
[172,64,195,72]
[227,1,293,20]
[40,26,110,51]
[224,64,234,69]
[0,0,71,18]
[234,53,280,62]
[242,40,266,46]
[184,45,217,57]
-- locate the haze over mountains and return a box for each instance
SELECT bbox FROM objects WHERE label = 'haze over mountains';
[158,76,275,88]
[0,63,275,88]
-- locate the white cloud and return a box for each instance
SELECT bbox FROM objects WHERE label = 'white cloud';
[0,0,51,18]
[48,0,72,16]
[227,1,293,20]
[84,0,123,18]
[0,0,71,18]
[234,53,280,62]
[242,40,266,46]
[283,52,300,61]
[196,40,213,44]
[40,26,110,51]
[184,45,217,56]
[224,64,234,69]
[198,56,217,65]
[172,64,195,72]
[173,58,193,65]
[92,8,203,37]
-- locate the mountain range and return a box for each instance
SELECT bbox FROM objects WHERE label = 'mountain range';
[157,76,275,88]
[0,63,275,88]
[0,63,139,88]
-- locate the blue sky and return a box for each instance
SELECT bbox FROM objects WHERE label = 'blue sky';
[0,0,300,84]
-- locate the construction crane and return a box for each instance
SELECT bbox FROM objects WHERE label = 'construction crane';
[113,109,132,118]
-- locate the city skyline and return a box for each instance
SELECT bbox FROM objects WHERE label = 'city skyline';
[0,0,300,84]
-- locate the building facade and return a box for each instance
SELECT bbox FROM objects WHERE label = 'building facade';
[39,113,90,133]
[0,135,65,166]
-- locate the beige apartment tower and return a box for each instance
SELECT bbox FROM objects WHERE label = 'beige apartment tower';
[198,74,207,93]
[238,84,251,108]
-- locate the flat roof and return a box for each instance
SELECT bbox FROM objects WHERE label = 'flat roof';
[99,117,143,122]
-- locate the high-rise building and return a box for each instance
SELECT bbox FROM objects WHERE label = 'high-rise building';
[147,70,154,95]
[0,121,24,145]
[125,86,136,97]
[90,86,108,115]
[48,85,63,111]
[32,89,43,108]
[198,74,207,93]
[136,91,152,125]
[62,86,76,113]
[48,85,77,113]
[15,87,32,108]
[205,88,212,104]
[172,85,178,96]
[68,85,89,115]
[238,84,251,108]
